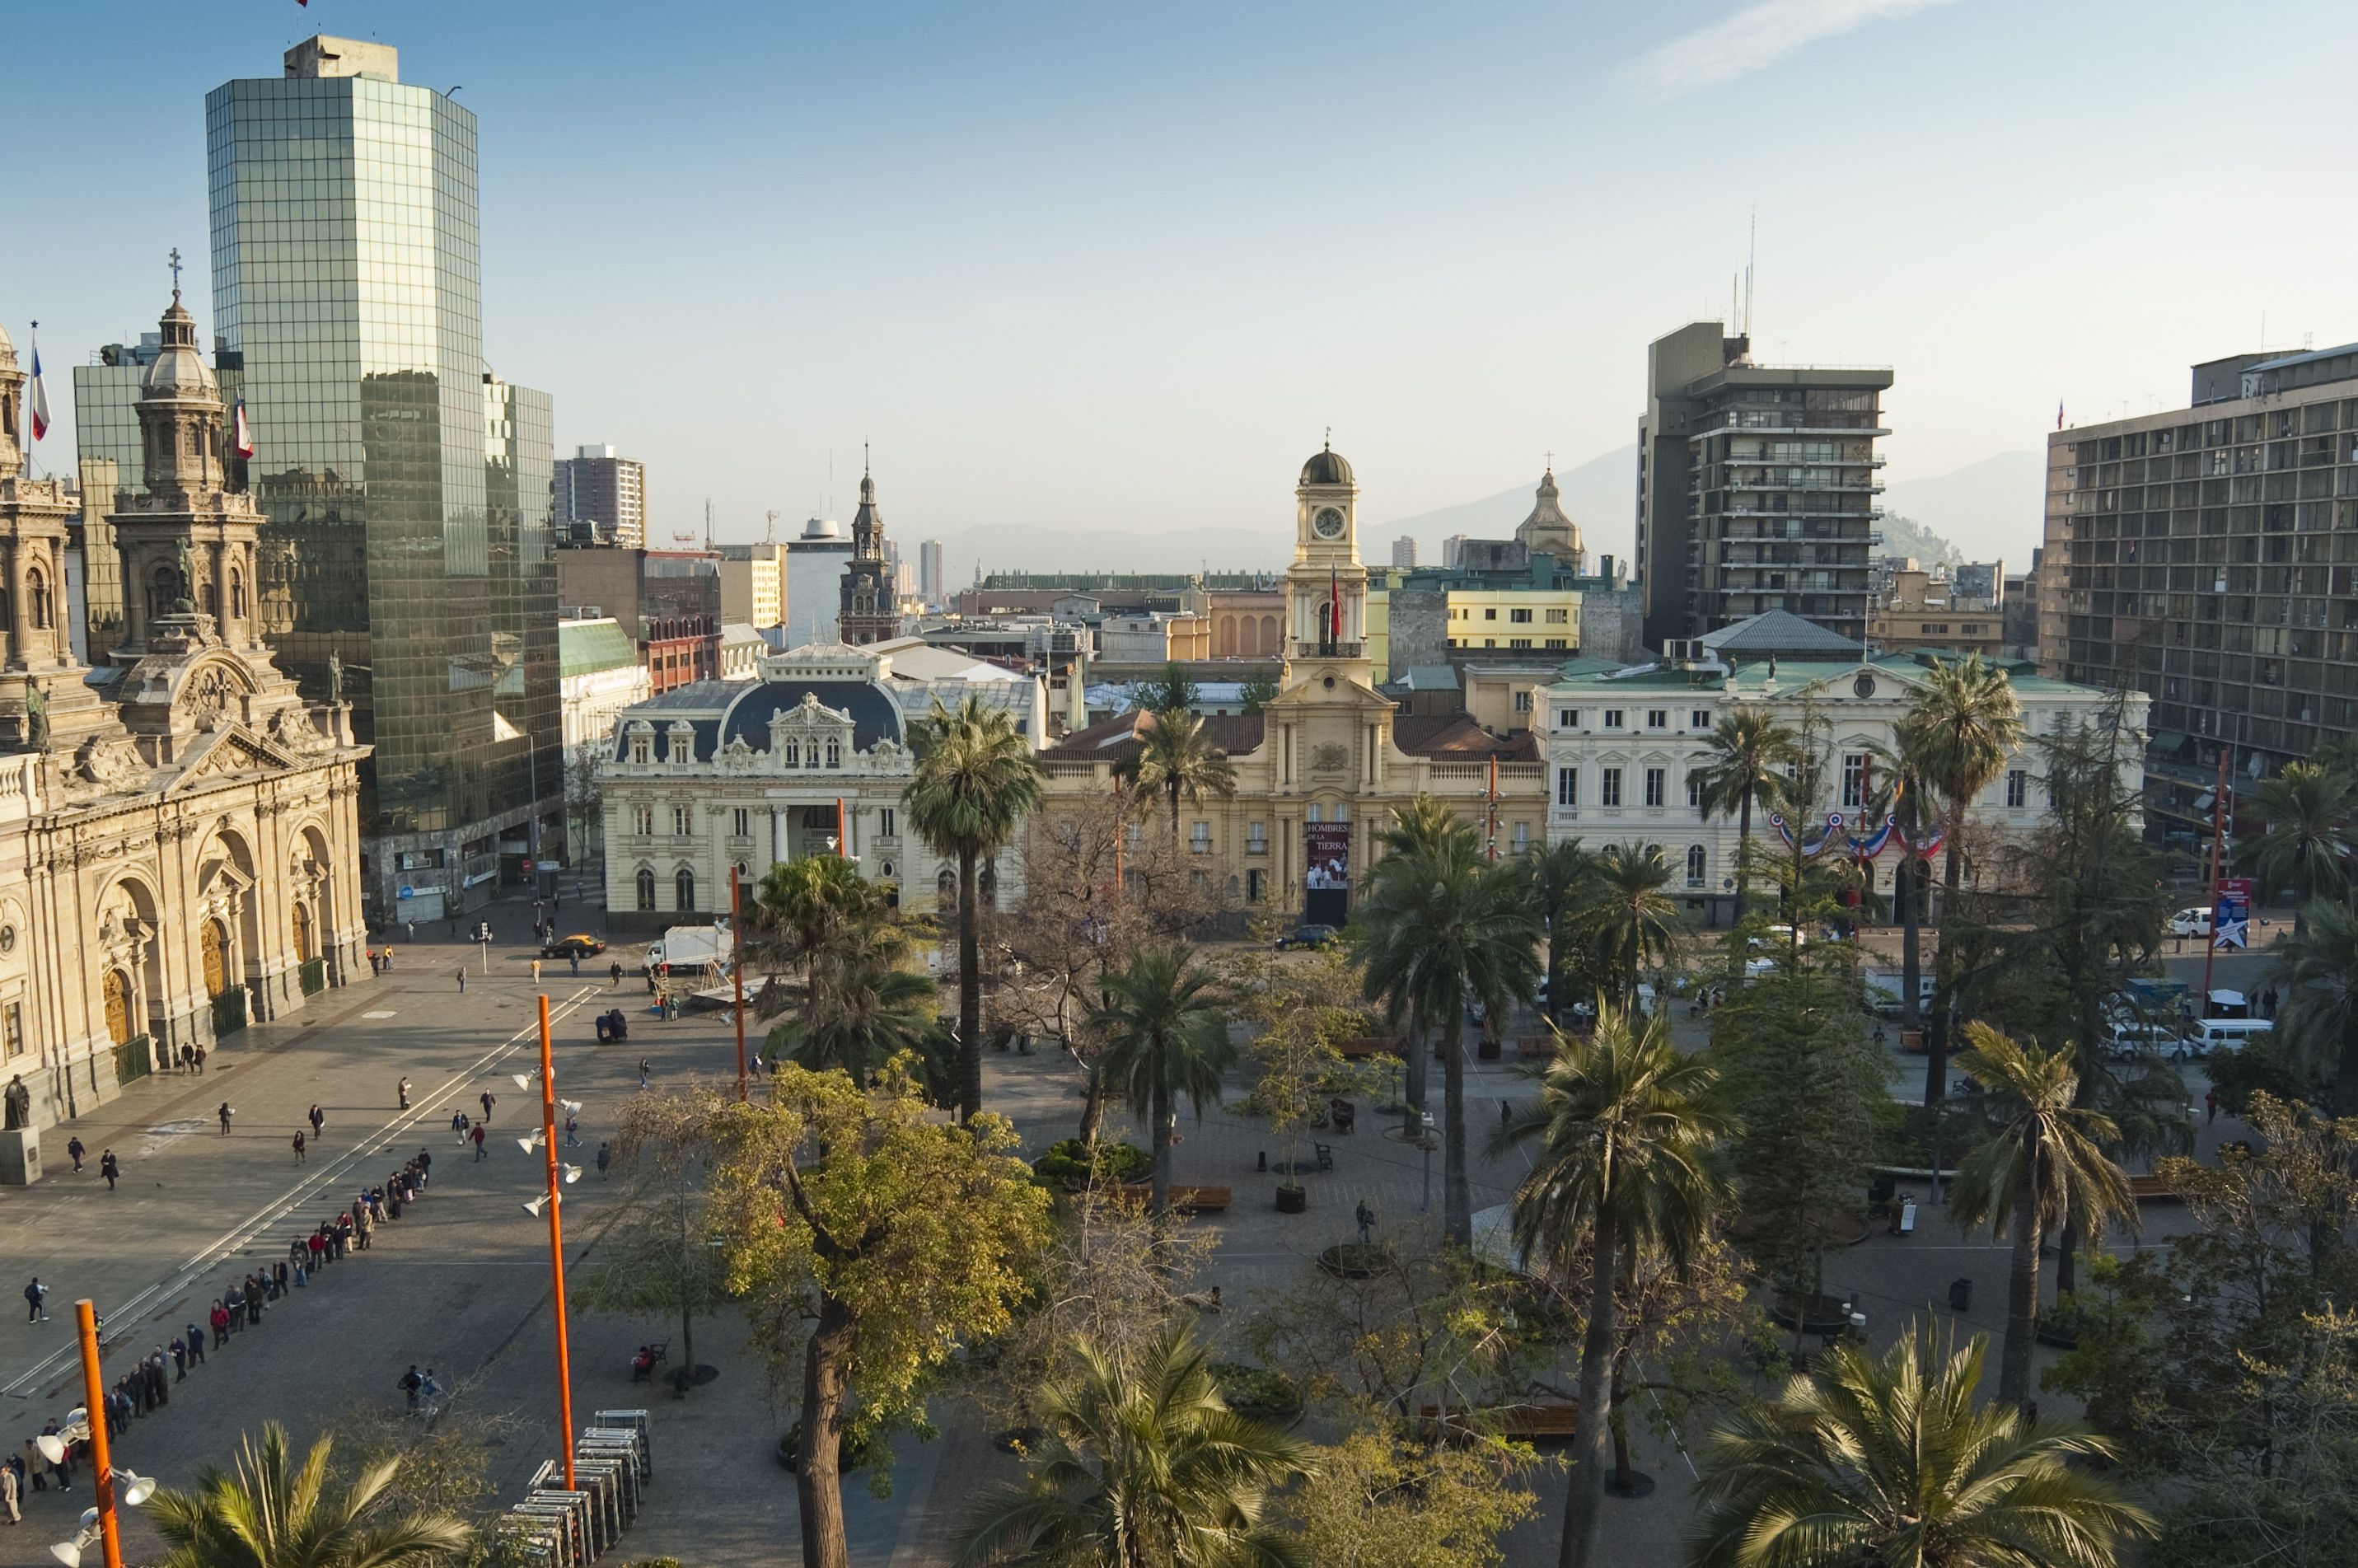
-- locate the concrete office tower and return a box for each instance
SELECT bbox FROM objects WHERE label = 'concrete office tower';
[1391,535,1417,569]
[716,542,783,629]
[2041,339,2358,839]
[554,444,647,547]
[919,538,944,603]
[208,34,560,919]
[1636,322,1891,648]
[1441,534,1467,569]
[784,516,853,649]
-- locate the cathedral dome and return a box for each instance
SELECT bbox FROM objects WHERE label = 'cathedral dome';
[1299,442,1353,487]
[141,297,216,400]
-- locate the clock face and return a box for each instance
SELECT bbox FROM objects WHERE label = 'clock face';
[1312,506,1346,540]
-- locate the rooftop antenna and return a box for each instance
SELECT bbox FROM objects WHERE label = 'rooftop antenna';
[765,509,778,545]
[704,497,713,550]
[1743,208,1756,337]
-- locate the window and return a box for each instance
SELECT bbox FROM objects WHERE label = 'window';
[1125,821,1142,850]
[1514,690,1532,714]
[635,868,656,910]
[675,868,696,910]
[732,807,751,837]
[2006,769,2028,808]
[1247,868,1266,902]
[1511,821,1530,853]
[1601,767,1623,807]
[2,1003,20,1060]
[1509,607,1532,624]
[1645,766,1666,807]
[631,803,653,836]
[1247,821,1267,854]
[1483,607,1498,620]
[1333,803,1348,823]
[1556,767,1578,806]
[1687,773,1703,809]
[1603,710,1625,729]
[805,745,821,770]
[1509,637,1532,649]
[1841,752,1867,809]
[630,733,650,765]
[1545,607,1569,624]
[1555,709,1580,730]
[878,807,896,838]
[826,740,841,768]
[1647,709,1668,729]
[1306,803,1322,824]
[1191,821,1211,854]
[1545,638,1568,649]
[783,739,799,766]
[1686,845,1706,887]
[1691,709,1710,729]
[672,805,692,835]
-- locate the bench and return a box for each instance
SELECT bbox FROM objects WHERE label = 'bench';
[1516,1033,1555,1061]
[2127,1172,2181,1203]
[1416,1402,1580,1440]
[1312,1142,1335,1172]
[1117,1183,1233,1214]
[629,1342,670,1383]
[1328,1098,1356,1135]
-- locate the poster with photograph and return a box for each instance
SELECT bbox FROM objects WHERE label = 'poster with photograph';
[1304,821,1350,890]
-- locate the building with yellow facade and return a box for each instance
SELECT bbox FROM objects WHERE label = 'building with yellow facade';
[1868,567,2003,657]
[1037,445,1545,923]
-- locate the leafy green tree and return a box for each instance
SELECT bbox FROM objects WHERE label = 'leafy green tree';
[1228,943,1383,1199]
[1898,653,2025,1104]
[1689,1326,2153,1568]
[771,926,943,1085]
[1573,841,1682,1009]
[1354,796,1540,1245]
[1946,1024,2136,1408]
[2236,761,2354,933]
[150,1423,472,1568]
[1143,662,1199,716]
[1117,706,1238,842]
[954,1327,1310,1568]
[1237,671,1279,716]
[1092,944,1236,1217]
[1492,1006,1725,1568]
[695,1065,1051,1568]
[2274,898,2358,1113]
[907,695,1046,1123]
[571,1108,735,1399]
[1691,709,1799,927]
[1278,1429,1541,1568]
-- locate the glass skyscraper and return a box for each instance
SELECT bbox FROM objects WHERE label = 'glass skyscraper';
[205,35,557,920]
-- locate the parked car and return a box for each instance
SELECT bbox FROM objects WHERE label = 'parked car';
[2168,906,2213,938]
[542,933,606,959]
[1276,924,1339,952]
[2191,1018,2273,1055]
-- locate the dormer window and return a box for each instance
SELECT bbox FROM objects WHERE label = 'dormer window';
[629,730,651,765]
[826,739,841,768]
[784,739,800,766]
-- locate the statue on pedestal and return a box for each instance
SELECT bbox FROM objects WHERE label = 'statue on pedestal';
[2,1074,29,1130]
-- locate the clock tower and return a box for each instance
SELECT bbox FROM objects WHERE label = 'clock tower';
[1282,438,1368,674]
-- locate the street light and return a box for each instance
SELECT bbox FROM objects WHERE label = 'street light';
[529,995,578,1491]
[53,1300,147,1568]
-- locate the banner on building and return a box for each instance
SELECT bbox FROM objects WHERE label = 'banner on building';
[1304,821,1350,891]
[2214,876,2252,950]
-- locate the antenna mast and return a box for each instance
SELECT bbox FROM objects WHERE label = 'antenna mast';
[1744,209,1756,336]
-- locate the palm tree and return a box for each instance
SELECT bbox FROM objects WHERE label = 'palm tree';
[1574,841,1682,1009]
[1946,1023,2136,1409]
[1528,838,1595,1018]
[1493,1006,1725,1568]
[1869,737,1936,1027]
[907,695,1046,1124]
[748,853,894,994]
[1689,1325,2154,1568]
[2314,733,2358,787]
[773,929,942,1084]
[1898,654,2025,1104]
[151,1423,471,1568]
[1354,798,1541,1245]
[954,1326,1309,1568]
[2236,761,2354,934]
[1117,707,1238,843]
[1691,709,1799,927]
[1092,945,1235,1216]
[2272,897,2358,1114]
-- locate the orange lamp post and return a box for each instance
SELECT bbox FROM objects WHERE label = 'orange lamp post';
[535,995,578,1491]
[74,1300,124,1568]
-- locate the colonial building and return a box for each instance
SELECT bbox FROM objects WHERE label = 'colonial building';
[597,643,1022,928]
[1537,649,2146,926]
[1036,444,1546,923]
[838,463,900,647]
[0,299,366,1134]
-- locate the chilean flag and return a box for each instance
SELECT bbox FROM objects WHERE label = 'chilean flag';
[233,397,255,458]
[26,349,49,442]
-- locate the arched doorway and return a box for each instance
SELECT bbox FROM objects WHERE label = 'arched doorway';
[292,902,313,963]
[635,868,657,910]
[200,920,230,997]
[103,970,134,1045]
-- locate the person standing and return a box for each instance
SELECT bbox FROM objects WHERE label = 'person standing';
[65,1136,84,1172]
[564,1110,580,1148]
[23,1277,46,1323]
[292,1130,307,1163]
[194,1045,207,1074]
[309,1103,325,1140]
[185,1322,205,1367]
[596,1141,611,1177]
[456,968,466,994]
[2206,1085,2220,1123]
[398,1075,411,1109]
[638,1057,650,1091]
[480,1088,496,1123]
[531,957,542,985]
[400,1364,423,1414]
[100,1149,119,1190]
[1,1449,18,1524]
[609,960,622,989]
[1355,1198,1375,1244]
[471,1122,487,1161]
[218,1101,232,1135]
[569,953,581,978]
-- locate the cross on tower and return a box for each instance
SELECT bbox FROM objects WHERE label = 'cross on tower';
[168,247,183,301]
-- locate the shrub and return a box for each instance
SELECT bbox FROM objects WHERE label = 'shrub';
[1032,1137,1151,1193]
[1211,1361,1303,1425]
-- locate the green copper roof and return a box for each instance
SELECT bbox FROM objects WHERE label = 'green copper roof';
[560,618,639,679]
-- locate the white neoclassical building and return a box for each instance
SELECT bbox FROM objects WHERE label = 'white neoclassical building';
[1537,648,2147,926]
[597,643,1024,928]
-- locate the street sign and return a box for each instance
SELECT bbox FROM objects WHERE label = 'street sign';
[397,885,415,900]
[2214,877,2252,949]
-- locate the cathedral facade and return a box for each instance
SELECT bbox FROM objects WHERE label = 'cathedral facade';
[0,300,367,1135]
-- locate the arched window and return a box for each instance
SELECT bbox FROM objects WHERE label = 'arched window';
[675,867,697,911]
[26,569,48,630]
[1686,844,1707,887]
[635,868,657,910]
[937,867,957,897]
[825,739,841,768]
[783,740,799,766]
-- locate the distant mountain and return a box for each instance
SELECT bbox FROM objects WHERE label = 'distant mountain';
[1876,513,1961,567]
[1371,444,1637,567]
[1880,451,2045,564]
[929,523,1294,583]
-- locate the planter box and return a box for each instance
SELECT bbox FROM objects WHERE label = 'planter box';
[1275,1185,1308,1214]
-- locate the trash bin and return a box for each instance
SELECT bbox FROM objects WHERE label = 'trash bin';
[1948,1277,1972,1313]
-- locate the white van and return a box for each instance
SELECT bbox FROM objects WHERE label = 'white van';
[2191,1018,2272,1055]
[2169,907,2213,938]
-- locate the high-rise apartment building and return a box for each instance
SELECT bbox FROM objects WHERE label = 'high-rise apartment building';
[554,444,646,547]
[1636,322,1891,648]
[2040,339,2358,840]
[919,538,944,603]
[208,34,559,919]
[1440,534,1467,569]
[715,541,783,629]
[1391,535,1417,569]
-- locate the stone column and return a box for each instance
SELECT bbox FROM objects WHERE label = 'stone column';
[2,540,22,671]
[771,805,787,868]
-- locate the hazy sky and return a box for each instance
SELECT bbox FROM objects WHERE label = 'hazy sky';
[6,0,2352,560]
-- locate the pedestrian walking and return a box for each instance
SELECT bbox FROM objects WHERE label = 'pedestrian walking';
[419,1368,442,1420]
[2,1453,18,1524]
[23,1277,46,1323]
[610,960,622,989]
[208,1301,228,1349]
[400,1364,423,1414]
[1355,1198,1375,1243]
[292,1130,306,1163]
[384,946,395,970]
[2206,1085,2220,1123]
[179,1043,194,1074]
[194,1044,207,1074]
[100,1149,119,1190]
[218,1100,232,1135]
[471,1122,487,1161]
[398,1075,411,1109]
[309,1103,325,1140]
[531,957,542,984]
[452,1110,469,1143]
[480,1088,497,1122]
[456,968,466,994]
[564,1111,580,1148]
[638,1057,649,1091]
[596,1141,611,1177]
[185,1322,204,1366]
[65,1136,84,1172]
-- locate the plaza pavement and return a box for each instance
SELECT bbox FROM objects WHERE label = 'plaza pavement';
[0,900,2291,1567]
